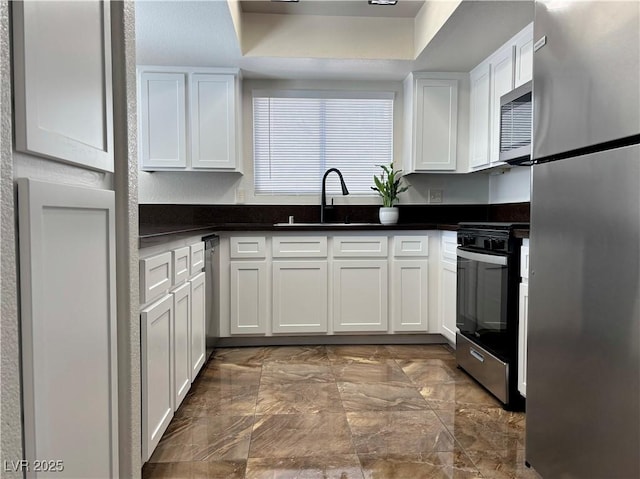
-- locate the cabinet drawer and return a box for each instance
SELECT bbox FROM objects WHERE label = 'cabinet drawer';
[393,236,429,257]
[456,333,508,404]
[520,239,530,281]
[172,247,190,285]
[230,237,266,259]
[272,236,327,258]
[140,252,172,305]
[190,242,205,274]
[441,231,458,261]
[332,236,388,257]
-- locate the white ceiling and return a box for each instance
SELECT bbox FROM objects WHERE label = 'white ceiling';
[135,0,534,80]
[239,0,426,18]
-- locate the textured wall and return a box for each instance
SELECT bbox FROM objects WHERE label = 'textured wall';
[1,0,23,476]
[2,2,141,476]
[111,1,141,476]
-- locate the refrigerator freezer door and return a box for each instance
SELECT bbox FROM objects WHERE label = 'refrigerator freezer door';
[533,1,640,160]
[526,144,640,478]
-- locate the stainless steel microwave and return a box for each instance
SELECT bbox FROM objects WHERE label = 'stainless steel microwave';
[499,80,532,165]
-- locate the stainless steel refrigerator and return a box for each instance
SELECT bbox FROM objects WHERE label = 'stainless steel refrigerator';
[526,1,640,477]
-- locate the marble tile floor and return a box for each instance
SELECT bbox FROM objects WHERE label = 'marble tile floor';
[143,344,543,479]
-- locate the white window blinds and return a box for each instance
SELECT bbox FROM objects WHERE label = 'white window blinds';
[253,91,394,195]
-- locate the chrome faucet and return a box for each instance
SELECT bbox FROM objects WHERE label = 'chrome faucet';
[321,168,349,223]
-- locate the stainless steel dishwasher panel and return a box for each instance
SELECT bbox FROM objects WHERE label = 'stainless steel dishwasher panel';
[204,235,219,349]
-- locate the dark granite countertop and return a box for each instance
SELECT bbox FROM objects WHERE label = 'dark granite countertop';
[513,228,530,239]
[140,222,459,240]
[139,222,463,248]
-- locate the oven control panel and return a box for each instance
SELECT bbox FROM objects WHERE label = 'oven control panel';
[457,230,512,254]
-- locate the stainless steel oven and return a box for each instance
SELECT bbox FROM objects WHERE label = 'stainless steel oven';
[456,223,526,410]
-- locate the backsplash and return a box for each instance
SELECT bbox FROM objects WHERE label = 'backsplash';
[139,202,530,227]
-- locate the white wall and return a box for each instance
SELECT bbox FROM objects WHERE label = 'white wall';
[488,166,531,204]
[242,13,414,60]
[138,76,491,205]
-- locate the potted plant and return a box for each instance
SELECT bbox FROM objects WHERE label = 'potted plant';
[371,163,410,225]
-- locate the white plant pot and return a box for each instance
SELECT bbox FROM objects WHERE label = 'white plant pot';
[379,207,399,225]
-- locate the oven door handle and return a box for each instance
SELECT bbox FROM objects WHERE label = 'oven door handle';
[456,248,508,266]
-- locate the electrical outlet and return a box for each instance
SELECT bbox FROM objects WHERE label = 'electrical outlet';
[235,188,245,204]
[429,189,443,203]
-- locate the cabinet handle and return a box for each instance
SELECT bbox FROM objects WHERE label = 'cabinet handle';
[470,348,485,363]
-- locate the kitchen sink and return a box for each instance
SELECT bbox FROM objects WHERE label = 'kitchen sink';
[273,222,379,227]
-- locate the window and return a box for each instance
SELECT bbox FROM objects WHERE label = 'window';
[253,90,394,195]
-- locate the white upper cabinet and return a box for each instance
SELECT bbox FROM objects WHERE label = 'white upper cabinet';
[468,23,533,172]
[12,0,114,172]
[403,73,461,172]
[469,63,491,170]
[488,45,515,166]
[139,72,187,169]
[190,74,237,169]
[514,23,534,88]
[138,66,240,172]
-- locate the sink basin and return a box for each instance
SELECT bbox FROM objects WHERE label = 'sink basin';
[273,222,378,227]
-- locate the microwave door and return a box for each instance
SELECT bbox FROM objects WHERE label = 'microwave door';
[500,80,533,164]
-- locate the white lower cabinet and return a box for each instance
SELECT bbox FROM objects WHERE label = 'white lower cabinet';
[221,232,448,338]
[391,260,429,332]
[272,261,328,333]
[333,260,388,332]
[141,294,174,462]
[440,260,458,344]
[173,282,191,409]
[230,261,268,334]
[190,272,207,379]
[439,231,458,344]
[391,235,430,332]
[140,235,208,463]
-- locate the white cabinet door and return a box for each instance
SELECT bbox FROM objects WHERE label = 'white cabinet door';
[272,261,328,334]
[413,79,458,171]
[469,62,491,170]
[190,74,237,169]
[190,272,206,378]
[440,259,458,344]
[173,282,191,409]
[518,282,529,397]
[141,294,174,462]
[489,45,515,165]
[230,262,268,335]
[391,260,429,332]
[333,260,388,332]
[17,178,118,478]
[12,1,114,172]
[514,23,534,88]
[139,72,187,170]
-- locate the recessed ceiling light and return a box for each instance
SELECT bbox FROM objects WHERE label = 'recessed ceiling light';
[368,0,398,5]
